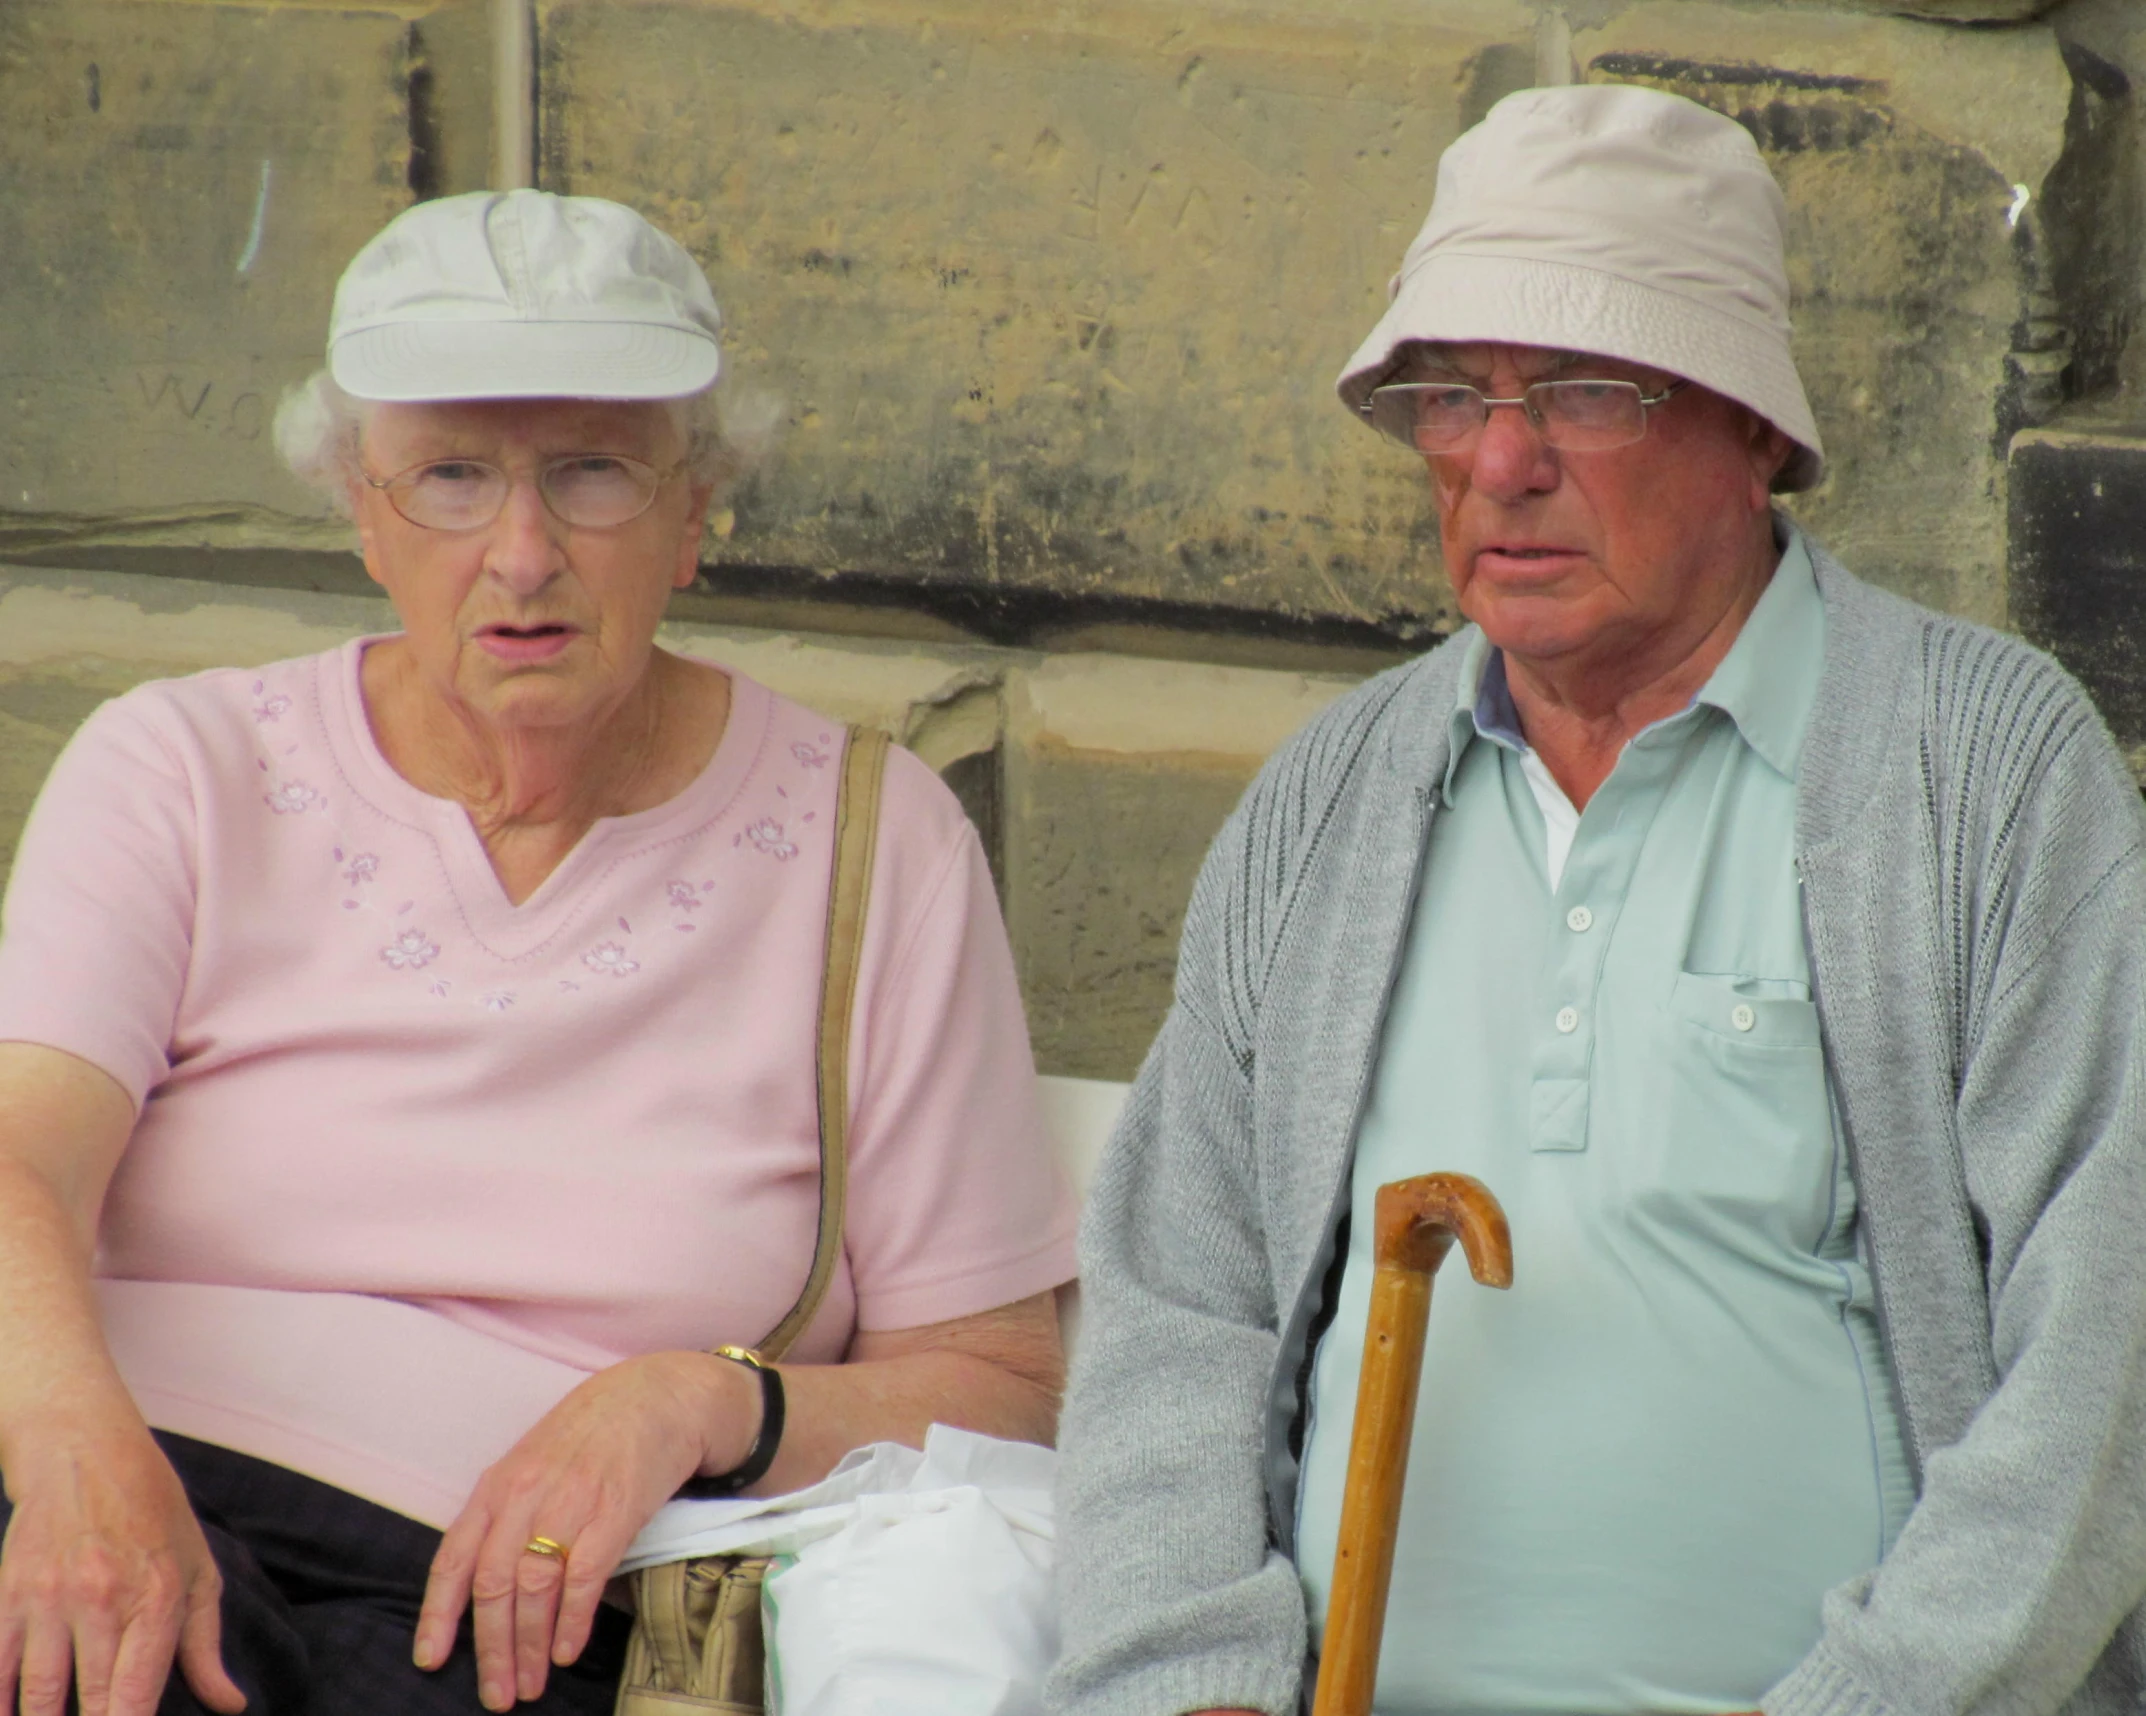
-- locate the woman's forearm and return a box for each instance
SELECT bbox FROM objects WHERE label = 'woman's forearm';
[0,1045,142,1468]
[662,1292,1068,1495]
[0,1159,143,1462]
[757,1344,1061,1492]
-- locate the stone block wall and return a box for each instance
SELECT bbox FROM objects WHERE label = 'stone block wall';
[3,0,2142,1075]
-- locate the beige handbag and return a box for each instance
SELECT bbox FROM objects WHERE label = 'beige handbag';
[614,725,890,1716]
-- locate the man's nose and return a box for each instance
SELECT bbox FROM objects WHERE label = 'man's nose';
[484,475,568,594]
[1460,398,1560,500]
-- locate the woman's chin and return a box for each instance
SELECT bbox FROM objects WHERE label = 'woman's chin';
[452,670,619,739]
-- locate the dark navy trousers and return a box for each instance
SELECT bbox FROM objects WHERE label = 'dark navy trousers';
[0,1432,630,1715]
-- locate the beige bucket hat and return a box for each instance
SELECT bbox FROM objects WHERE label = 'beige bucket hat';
[1335,83,1824,491]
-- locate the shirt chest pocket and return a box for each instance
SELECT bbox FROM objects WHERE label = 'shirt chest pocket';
[1668,970,1821,1049]
[1619,972,1836,1249]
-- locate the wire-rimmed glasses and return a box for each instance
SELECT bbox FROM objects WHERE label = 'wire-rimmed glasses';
[1360,378,1687,455]
[360,453,684,532]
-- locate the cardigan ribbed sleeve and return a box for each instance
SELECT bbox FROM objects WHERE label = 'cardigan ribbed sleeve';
[1047,818,1308,1716]
[1048,671,1424,1716]
[1774,579,2146,1716]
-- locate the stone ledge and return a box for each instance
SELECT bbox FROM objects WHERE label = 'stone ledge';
[0,561,1364,1078]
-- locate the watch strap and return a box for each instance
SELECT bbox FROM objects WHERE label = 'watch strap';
[677,1345,785,1498]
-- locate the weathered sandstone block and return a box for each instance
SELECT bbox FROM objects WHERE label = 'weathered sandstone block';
[537,0,1539,642]
[1569,4,2075,629]
[1001,653,1354,1079]
[0,0,443,561]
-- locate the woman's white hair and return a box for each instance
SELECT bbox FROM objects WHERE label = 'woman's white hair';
[271,371,778,518]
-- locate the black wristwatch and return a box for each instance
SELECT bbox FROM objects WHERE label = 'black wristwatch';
[676,1344,785,1498]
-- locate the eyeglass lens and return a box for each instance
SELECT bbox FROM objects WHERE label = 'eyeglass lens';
[1367,381,1652,453]
[381,456,662,531]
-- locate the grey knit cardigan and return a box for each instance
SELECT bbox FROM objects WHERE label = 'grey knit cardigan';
[1049,546,2146,1716]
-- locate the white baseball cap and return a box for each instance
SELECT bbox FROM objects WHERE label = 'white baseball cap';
[1336,84,1824,491]
[328,190,722,403]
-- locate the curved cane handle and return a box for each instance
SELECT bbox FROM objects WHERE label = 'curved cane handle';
[1372,1171,1513,1285]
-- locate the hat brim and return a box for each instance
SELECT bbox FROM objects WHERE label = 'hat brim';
[331,318,721,403]
[1335,253,1824,493]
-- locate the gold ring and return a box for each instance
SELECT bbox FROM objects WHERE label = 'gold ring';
[522,1536,569,1560]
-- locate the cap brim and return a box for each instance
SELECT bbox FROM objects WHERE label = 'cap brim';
[331,319,721,403]
[1335,253,1825,492]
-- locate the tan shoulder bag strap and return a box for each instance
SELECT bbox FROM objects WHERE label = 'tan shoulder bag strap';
[756,723,889,1361]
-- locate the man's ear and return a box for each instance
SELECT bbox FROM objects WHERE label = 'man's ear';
[1746,412,1795,509]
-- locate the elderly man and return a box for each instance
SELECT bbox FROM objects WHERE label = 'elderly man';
[1049,84,2146,1716]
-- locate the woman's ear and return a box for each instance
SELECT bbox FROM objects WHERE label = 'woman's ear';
[348,484,390,590]
[674,481,717,590]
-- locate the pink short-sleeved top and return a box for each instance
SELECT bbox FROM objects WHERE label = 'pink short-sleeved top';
[0,641,1078,1528]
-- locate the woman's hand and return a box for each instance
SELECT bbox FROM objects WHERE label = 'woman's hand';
[0,1047,237,1716]
[418,1293,1064,1710]
[414,1351,758,1711]
[0,1416,244,1716]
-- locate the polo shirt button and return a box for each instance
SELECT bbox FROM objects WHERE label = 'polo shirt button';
[1731,1003,1757,1032]
[1566,905,1593,933]
[1555,1005,1579,1034]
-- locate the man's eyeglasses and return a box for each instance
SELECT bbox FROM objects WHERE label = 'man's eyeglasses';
[1360,378,1687,455]
[360,454,683,532]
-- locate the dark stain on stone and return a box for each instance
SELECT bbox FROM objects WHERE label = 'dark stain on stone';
[86,63,100,114]
[801,248,854,276]
[534,25,574,188]
[1734,98,1890,153]
[692,556,1433,660]
[1590,53,1877,96]
[1589,55,1893,154]
[2039,44,2141,404]
[403,26,440,202]
[2061,39,2131,104]
[2010,433,2146,746]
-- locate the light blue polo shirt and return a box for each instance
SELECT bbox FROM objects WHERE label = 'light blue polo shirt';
[1294,536,1913,1713]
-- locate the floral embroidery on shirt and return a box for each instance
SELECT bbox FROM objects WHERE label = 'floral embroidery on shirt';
[736,817,799,861]
[341,852,380,887]
[251,681,292,724]
[582,941,640,978]
[380,928,441,971]
[429,977,452,997]
[792,738,832,770]
[667,880,702,912]
[264,780,324,815]
[481,990,516,1012]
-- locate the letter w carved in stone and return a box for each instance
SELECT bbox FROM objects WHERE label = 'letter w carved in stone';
[137,372,212,420]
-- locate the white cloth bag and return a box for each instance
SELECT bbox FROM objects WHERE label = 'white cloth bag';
[620,1426,1058,1716]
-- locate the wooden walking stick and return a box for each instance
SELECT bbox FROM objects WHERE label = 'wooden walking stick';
[1310,1173,1513,1716]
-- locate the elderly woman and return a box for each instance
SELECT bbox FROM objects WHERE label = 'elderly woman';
[0,190,1077,1716]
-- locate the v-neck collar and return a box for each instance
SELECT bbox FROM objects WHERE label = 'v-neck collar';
[317,637,770,958]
